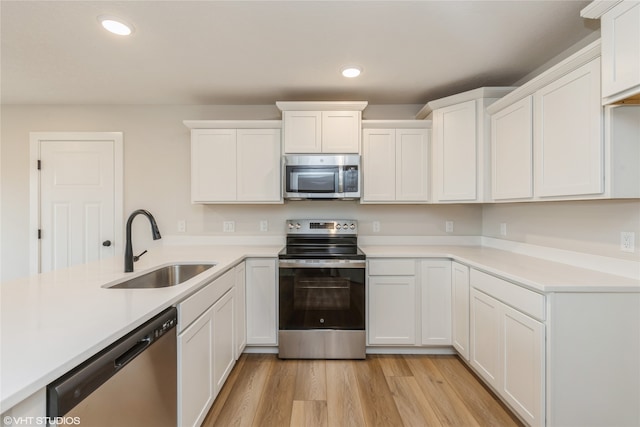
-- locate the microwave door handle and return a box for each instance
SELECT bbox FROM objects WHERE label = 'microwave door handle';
[337,169,343,193]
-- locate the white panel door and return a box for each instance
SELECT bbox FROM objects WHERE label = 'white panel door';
[451,262,470,360]
[191,129,237,202]
[40,140,115,273]
[245,258,278,345]
[534,58,603,197]
[501,304,545,427]
[396,129,429,201]
[470,288,501,390]
[282,111,322,153]
[420,260,452,345]
[491,96,533,200]
[322,111,360,153]
[434,100,478,201]
[368,276,416,345]
[212,289,235,396]
[601,1,640,101]
[362,128,396,201]
[236,129,281,202]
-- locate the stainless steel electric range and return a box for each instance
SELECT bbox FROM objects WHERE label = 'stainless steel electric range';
[278,219,366,359]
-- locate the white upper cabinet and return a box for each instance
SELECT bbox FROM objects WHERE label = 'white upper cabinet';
[491,96,533,200]
[583,0,640,104]
[277,101,367,153]
[422,87,515,203]
[184,121,282,204]
[535,58,603,197]
[488,39,640,201]
[362,121,430,203]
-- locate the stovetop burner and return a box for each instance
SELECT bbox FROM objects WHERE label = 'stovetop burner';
[279,219,365,261]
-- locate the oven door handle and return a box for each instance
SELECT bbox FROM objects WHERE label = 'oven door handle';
[279,260,366,269]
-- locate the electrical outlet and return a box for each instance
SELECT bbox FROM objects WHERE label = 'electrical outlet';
[372,221,380,233]
[177,220,186,233]
[500,222,507,237]
[445,221,454,233]
[223,221,235,233]
[260,220,268,232]
[620,231,635,253]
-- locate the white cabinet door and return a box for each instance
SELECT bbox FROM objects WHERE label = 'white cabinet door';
[322,111,360,153]
[245,258,278,345]
[234,262,246,360]
[282,111,322,153]
[601,0,640,103]
[470,288,501,390]
[396,129,429,201]
[368,275,416,345]
[420,260,452,345]
[362,128,396,201]
[433,100,478,201]
[451,262,470,360]
[191,129,237,202]
[491,96,533,200]
[178,305,215,427]
[236,129,281,202]
[534,58,603,197]
[501,304,545,427]
[212,289,235,396]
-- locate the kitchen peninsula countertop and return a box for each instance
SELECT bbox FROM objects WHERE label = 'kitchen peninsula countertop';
[2,242,639,412]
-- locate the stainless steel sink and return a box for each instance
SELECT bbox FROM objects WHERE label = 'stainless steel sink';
[108,263,215,289]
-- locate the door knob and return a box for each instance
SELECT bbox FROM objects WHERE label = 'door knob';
[102,240,112,247]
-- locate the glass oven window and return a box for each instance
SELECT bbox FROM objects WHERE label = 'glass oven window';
[279,267,365,330]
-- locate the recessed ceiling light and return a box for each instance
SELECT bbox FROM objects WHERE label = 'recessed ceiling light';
[341,67,362,78]
[98,15,134,36]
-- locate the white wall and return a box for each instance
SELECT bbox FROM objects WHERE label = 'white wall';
[1,104,638,282]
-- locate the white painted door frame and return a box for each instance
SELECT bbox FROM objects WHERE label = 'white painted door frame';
[29,132,124,275]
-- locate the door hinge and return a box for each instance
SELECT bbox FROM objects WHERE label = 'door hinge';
[38,229,41,239]
[37,160,41,170]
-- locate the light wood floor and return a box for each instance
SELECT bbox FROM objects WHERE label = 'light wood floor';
[202,353,523,427]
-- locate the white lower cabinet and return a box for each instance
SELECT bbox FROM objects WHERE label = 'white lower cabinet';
[234,262,246,359]
[245,258,278,345]
[420,260,452,345]
[470,270,545,427]
[177,268,236,427]
[451,262,470,360]
[368,258,452,347]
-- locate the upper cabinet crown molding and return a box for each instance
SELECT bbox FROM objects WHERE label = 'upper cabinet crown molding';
[580,0,624,18]
[183,120,282,129]
[415,87,516,119]
[276,101,368,112]
[487,40,602,114]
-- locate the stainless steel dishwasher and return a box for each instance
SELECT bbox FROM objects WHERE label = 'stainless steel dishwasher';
[47,307,177,427]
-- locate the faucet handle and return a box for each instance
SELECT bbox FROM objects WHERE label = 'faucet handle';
[133,250,148,262]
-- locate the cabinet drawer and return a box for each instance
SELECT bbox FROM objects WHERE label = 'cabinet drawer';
[178,268,235,332]
[368,259,416,276]
[470,269,545,321]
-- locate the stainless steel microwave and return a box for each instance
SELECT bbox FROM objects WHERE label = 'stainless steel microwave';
[283,154,360,200]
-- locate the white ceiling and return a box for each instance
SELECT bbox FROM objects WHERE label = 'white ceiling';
[1,0,598,106]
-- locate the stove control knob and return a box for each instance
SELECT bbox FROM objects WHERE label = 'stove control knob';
[288,223,294,229]
[350,223,356,230]
[343,223,348,230]
[295,223,301,229]
[336,224,341,230]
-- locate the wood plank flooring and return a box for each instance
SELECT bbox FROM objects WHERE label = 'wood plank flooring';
[202,354,523,427]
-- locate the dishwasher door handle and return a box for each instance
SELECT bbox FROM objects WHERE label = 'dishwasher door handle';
[114,336,151,369]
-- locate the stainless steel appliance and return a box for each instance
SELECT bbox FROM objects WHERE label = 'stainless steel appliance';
[278,219,365,359]
[47,307,177,427]
[283,154,360,200]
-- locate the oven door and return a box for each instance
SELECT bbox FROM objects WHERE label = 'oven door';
[285,166,339,194]
[278,260,365,330]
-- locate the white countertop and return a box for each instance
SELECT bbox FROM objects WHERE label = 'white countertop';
[361,245,640,293]
[2,242,639,412]
[0,245,281,412]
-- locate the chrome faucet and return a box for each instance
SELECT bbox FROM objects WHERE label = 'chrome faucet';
[124,209,162,272]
